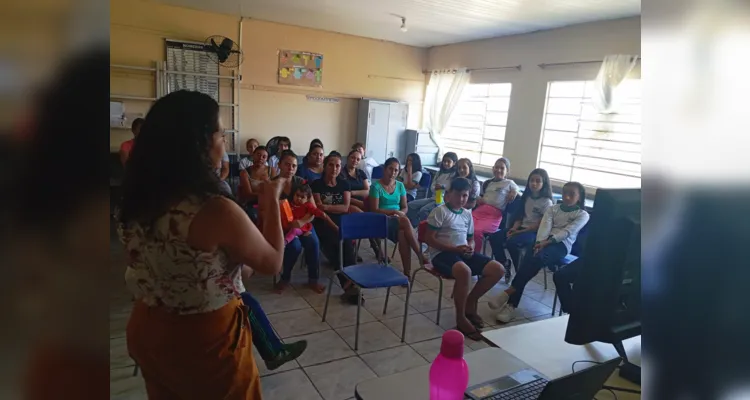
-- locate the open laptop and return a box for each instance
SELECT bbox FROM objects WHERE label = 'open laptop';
[465,357,622,400]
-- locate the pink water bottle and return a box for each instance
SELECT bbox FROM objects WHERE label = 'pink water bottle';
[429,330,469,400]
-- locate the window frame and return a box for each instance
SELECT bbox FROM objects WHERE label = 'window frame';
[441,82,513,170]
[537,79,642,191]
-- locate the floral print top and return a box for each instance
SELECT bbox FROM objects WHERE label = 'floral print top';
[119,196,245,315]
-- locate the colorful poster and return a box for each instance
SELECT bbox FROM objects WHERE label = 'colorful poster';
[278,50,323,87]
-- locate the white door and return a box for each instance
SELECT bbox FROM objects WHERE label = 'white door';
[367,102,390,165]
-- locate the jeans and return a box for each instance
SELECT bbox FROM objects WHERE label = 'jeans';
[552,257,583,314]
[489,229,537,268]
[508,242,569,308]
[240,292,283,361]
[406,198,437,227]
[281,228,320,282]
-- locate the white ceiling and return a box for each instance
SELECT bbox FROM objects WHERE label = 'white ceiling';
[155,0,640,48]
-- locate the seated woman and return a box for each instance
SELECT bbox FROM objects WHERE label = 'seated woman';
[311,153,361,304]
[489,168,554,272]
[472,157,518,254]
[369,157,426,279]
[237,145,274,207]
[299,138,324,168]
[406,152,458,227]
[490,182,590,323]
[275,184,334,294]
[340,149,370,210]
[455,158,481,209]
[119,90,284,398]
[397,153,423,202]
[271,150,307,201]
[297,144,325,182]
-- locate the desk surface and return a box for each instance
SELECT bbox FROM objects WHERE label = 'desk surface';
[483,315,641,399]
[355,347,530,400]
[355,316,640,400]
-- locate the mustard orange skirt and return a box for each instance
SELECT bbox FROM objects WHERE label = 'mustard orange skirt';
[127,297,262,399]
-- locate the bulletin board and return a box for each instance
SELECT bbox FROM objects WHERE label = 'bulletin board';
[278,50,323,87]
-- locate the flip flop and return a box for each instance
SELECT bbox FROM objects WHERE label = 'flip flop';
[466,313,486,329]
[455,325,484,341]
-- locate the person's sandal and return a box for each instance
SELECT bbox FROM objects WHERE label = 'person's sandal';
[265,340,308,371]
[466,313,486,329]
[307,282,326,294]
[455,325,484,341]
[274,281,290,294]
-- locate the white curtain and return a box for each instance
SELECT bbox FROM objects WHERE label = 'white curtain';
[592,55,639,114]
[422,68,471,158]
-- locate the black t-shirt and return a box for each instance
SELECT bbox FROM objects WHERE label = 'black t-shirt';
[311,177,350,224]
[272,175,307,200]
[339,168,368,192]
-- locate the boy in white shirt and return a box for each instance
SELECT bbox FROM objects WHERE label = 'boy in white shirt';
[268,136,291,174]
[424,178,506,341]
[238,138,260,170]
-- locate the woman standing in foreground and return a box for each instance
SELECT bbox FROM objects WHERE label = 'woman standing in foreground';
[119,90,285,399]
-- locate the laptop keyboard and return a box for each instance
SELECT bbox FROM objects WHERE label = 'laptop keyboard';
[481,378,546,400]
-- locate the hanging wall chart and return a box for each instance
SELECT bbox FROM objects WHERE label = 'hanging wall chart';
[278,50,323,87]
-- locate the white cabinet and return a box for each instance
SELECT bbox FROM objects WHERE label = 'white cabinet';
[356,99,409,165]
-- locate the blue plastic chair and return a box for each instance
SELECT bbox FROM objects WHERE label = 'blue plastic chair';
[417,171,432,199]
[321,213,411,350]
[482,196,525,260]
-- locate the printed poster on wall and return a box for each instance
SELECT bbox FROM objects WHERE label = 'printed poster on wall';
[278,50,323,87]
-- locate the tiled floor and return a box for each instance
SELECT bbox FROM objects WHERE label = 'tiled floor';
[110,230,562,400]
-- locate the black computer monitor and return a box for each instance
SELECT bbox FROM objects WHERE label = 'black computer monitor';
[564,188,641,384]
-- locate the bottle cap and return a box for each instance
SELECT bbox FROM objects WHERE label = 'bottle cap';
[440,329,465,359]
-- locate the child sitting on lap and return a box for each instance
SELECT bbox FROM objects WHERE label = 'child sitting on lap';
[285,184,337,244]
[424,178,506,341]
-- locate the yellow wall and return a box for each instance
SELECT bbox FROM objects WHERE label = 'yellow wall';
[110,0,427,154]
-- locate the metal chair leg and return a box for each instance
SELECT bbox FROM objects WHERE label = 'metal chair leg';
[401,281,411,343]
[383,287,391,315]
[355,285,362,351]
[391,242,398,260]
[543,267,548,290]
[551,290,558,316]
[321,271,336,322]
[436,277,444,326]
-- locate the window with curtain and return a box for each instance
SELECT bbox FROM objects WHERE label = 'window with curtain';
[441,83,512,166]
[538,79,641,189]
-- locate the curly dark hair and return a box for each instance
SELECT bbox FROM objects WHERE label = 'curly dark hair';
[563,181,587,209]
[119,90,225,225]
[406,153,423,173]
